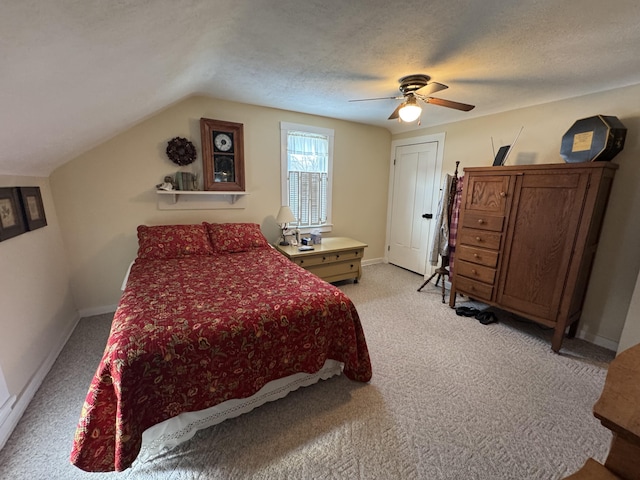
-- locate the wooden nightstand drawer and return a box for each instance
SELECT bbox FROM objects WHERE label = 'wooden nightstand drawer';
[294,248,363,268]
[306,260,360,282]
[458,228,501,250]
[457,245,499,268]
[456,260,496,285]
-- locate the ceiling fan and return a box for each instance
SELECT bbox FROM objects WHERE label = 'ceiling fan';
[350,74,475,123]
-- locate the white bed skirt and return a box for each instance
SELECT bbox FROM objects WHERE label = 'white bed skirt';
[137,359,343,463]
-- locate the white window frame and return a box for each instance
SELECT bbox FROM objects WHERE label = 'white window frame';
[280,122,334,233]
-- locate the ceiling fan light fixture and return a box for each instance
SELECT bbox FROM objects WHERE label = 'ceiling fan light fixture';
[349,74,474,121]
[398,97,422,122]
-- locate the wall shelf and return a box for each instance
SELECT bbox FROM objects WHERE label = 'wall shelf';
[156,190,249,210]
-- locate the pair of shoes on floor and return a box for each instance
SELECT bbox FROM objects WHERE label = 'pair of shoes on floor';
[455,306,480,317]
[475,311,498,325]
[455,306,498,325]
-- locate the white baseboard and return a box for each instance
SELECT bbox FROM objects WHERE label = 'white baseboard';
[0,364,14,428]
[576,330,618,352]
[79,304,118,318]
[0,312,81,451]
[362,258,384,267]
[0,396,16,431]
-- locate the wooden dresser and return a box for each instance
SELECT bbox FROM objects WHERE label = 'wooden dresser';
[275,237,367,283]
[565,344,640,479]
[449,162,617,352]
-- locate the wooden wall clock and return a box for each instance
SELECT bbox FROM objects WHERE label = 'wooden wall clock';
[200,118,245,191]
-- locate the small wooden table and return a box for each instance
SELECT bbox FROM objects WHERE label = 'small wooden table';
[275,237,367,283]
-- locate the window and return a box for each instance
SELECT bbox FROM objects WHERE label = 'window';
[280,122,334,232]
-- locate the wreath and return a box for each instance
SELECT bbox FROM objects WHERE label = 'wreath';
[166,137,197,166]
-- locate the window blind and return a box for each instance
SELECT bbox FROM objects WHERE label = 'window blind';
[288,171,328,226]
[287,131,329,227]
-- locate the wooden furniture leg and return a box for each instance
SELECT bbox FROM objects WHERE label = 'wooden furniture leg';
[568,320,580,338]
[417,256,450,303]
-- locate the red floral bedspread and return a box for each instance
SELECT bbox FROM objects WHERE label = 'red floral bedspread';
[70,247,372,472]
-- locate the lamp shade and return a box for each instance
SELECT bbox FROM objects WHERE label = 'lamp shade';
[398,99,422,122]
[276,205,296,224]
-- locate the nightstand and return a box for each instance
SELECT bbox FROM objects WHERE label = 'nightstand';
[275,237,367,283]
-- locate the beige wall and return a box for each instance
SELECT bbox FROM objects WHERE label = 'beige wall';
[394,84,640,348]
[50,95,391,312]
[0,176,77,398]
[618,272,640,354]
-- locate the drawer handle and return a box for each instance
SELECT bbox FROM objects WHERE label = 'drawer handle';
[350,264,354,269]
[477,219,484,225]
[500,192,506,198]
[471,269,477,275]
[475,236,482,242]
[322,256,326,261]
[474,253,480,258]
[336,254,340,259]
[300,260,304,265]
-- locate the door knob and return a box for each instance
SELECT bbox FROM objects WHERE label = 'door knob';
[422,213,433,219]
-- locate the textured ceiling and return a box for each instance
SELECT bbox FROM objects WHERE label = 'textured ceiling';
[3,0,640,176]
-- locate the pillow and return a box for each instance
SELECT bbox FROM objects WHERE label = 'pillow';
[204,222,270,253]
[137,224,214,259]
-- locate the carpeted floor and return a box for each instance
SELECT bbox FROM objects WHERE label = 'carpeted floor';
[0,263,615,479]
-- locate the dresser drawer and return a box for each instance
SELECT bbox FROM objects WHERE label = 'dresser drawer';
[457,245,499,268]
[462,213,504,232]
[455,276,493,302]
[458,228,501,250]
[294,248,364,268]
[306,260,361,280]
[456,260,496,285]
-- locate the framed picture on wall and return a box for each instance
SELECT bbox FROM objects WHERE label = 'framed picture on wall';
[0,187,27,241]
[200,118,245,192]
[19,186,47,231]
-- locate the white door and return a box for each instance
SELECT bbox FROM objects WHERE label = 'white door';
[388,142,439,275]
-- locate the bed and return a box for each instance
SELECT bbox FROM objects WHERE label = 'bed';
[70,223,372,472]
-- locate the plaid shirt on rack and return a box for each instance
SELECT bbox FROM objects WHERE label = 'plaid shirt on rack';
[448,175,464,277]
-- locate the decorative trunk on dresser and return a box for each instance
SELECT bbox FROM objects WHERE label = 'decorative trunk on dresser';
[449,162,618,352]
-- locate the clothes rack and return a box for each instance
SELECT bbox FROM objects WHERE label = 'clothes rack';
[417,161,459,302]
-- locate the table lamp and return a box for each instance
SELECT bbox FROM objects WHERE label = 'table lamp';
[276,205,297,245]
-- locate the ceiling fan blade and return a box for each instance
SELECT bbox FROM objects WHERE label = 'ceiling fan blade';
[423,96,475,111]
[414,82,448,96]
[388,104,403,120]
[349,96,403,102]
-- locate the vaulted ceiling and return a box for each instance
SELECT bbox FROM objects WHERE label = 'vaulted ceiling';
[3,0,640,176]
